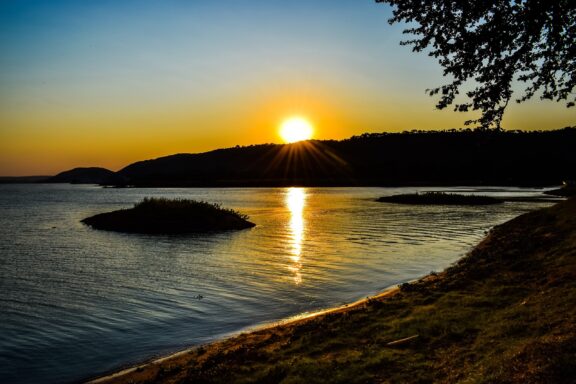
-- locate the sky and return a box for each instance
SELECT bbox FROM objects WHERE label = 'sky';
[1,0,574,176]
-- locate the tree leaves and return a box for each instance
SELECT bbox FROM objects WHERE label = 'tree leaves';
[377,0,576,129]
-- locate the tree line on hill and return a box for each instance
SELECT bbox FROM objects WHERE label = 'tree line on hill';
[44,127,576,187]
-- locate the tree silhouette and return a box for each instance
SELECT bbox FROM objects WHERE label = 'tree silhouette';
[377,0,576,129]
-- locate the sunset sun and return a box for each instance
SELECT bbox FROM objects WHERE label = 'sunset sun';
[279,117,314,143]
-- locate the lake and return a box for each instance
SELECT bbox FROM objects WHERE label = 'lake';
[0,184,555,383]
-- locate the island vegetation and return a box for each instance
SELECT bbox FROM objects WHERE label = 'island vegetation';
[82,198,255,234]
[377,192,503,205]
[90,198,576,384]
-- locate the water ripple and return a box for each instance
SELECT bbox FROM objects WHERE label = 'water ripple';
[0,185,552,383]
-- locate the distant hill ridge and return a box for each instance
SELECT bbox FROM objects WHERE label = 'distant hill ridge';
[54,128,576,187]
[47,167,124,184]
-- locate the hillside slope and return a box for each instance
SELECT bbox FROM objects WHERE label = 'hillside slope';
[117,128,576,187]
[47,167,122,184]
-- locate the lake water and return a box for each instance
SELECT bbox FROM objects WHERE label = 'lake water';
[0,185,556,383]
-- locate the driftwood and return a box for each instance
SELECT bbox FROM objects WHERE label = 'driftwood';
[386,335,419,346]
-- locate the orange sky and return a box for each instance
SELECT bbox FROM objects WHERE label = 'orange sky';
[1,1,574,176]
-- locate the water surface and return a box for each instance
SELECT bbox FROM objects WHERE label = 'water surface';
[0,185,555,383]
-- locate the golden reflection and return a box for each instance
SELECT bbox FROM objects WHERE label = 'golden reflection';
[286,187,306,285]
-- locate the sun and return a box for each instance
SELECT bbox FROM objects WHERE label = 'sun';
[279,117,314,143]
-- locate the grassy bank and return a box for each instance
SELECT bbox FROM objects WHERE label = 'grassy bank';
[91,198,576,384]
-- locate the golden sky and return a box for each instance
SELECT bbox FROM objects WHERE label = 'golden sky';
[1,1,574,176]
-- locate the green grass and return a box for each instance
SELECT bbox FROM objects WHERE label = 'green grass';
[97,198,576,384]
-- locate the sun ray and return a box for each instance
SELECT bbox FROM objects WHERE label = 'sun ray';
[259,140,354,186]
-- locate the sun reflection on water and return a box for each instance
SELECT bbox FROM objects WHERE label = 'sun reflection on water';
[286,187,306,285]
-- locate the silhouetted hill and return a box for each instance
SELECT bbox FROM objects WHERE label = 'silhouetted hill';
[116,128,576,187]
[48,167,123,184]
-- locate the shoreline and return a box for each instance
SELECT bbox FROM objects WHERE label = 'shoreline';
[87,284,403,384]
[87,197,576,383]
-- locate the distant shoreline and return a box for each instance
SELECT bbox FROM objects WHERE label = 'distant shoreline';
[0,179,565,189]
[15,128,574,188]
[0,176,50,183]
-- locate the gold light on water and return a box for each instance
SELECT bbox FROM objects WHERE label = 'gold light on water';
[286,187,306,284]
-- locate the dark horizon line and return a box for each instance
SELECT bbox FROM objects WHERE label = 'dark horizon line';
[3,126,575,179]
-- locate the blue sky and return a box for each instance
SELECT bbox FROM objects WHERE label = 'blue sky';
[1,0,573,175]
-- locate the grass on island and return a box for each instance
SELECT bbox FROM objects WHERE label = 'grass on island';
[93,198,576,384]
[133,197,250,220]
[377,191,503,205]
[82,197,255,234]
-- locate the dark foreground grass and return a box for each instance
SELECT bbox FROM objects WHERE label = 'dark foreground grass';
[378,192,503,205]
[92,198,576,384]
[82,197,255,233]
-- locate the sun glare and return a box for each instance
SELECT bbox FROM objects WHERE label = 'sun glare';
[279,117,314,143]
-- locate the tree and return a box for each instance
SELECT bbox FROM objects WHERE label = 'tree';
[377,0,576,129]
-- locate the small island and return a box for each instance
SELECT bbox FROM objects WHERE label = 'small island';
[377,192,503,205]
[82,197,255,234]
